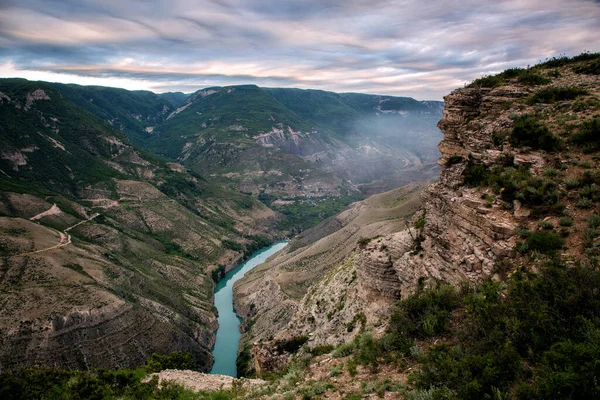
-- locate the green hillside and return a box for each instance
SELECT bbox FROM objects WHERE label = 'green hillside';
[0,78,277,372]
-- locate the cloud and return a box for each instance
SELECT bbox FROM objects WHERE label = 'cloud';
[0,0,599,99]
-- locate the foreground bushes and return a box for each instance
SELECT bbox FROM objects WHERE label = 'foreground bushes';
[338,261,600,399]
[0,368,192,400]
[0,352,203,400]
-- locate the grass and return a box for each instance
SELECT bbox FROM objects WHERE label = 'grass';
[528,87,588,104]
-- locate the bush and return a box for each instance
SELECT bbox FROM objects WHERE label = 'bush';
[571,118,600,150]
[462,162,489,187]
[574,59,600,75]
[387,284,461,350]
[411,262,600,399]
[357,237,372,248]
[275,335,309,354]
[310,345,334,356]
[145,351,197,373]
[445,155,463,166]
[525,231,565,254]
[528,87,588,104]
[0,367,193,400]
[558,216,574,227]
[332,342,356,358]
[577,197,594,209]
[517,70,551,86]
[510,115,560,151]
[221,239,243,252]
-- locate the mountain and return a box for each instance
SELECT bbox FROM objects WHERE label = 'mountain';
[135,85,444,199]
[158,92,189,108]
[0,78,276,371]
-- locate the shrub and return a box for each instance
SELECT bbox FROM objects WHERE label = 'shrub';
[571,118,600,150]
[221,239,243,252]
[388,284,461,344]
[328,365,342,377]
[558,216,574,227]
[310,345,334,356]
[528,87,588,104]
[525,231,565,254]
[445,155,464,166]
[574,59,600,75]
[145,351,197,373]
[510,115,560,151]
[332,342,356,358]
[517,70,551,86]
[587,214,600,229]
[462,162,490,187]
[538,220,554,230]
[469,74,504,88]
[577,197,594,209]
[357,237,372,248]
[564,178,581,189]
[275,335,309,354]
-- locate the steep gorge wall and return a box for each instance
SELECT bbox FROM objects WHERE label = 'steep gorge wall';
[235,84,534,372]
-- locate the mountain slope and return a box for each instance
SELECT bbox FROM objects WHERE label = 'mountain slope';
[233,183,424,373]
[53,83,175,148]
[0,78,276,372]
[133,85,443,198]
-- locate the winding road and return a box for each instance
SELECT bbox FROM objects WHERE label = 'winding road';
[14,210,100,257]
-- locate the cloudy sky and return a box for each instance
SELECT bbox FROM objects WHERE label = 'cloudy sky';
[1,0,599,99]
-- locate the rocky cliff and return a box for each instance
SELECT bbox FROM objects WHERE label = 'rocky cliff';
[235,55,600,374]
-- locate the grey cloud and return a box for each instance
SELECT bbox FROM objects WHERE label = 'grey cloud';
[0,0,599,99]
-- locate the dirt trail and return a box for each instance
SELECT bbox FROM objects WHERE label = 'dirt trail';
[29,204,62,221]
[15,213,100,257]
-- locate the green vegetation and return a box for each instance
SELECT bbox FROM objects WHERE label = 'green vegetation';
[211,264,226,282]
[462,158,565,216]
[329,261,600,399]
[521,230,565,255]
[0,368,197,400]
[146,352,198,373]
[270,195,362,233]
[0,352,206,400]
[445,155,463,166]
[537,52,600,69]
[571,117,600,151]
[388,284,460,341]
[528,87,588,104]
[469,67,550,88]
[275,335,309,354]
[510,115,560,151]
[574,59,600,75]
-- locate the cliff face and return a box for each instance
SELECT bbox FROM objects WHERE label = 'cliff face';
[237,58,600,373]
[383,87,522,296]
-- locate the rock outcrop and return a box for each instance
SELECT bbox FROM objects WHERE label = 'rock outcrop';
[146,370,267,392]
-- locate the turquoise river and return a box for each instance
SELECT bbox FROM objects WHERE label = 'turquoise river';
[209,241,288,376]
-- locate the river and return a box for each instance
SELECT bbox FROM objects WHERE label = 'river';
[209,241,288,376]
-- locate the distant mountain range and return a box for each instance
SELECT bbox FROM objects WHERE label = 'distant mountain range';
[52,83,444,198]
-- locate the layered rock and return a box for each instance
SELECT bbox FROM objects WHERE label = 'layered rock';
[235,84,537,373]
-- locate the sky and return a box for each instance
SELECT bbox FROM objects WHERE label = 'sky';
[1,0,599,100]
